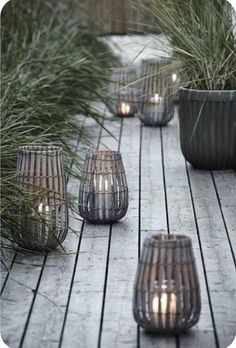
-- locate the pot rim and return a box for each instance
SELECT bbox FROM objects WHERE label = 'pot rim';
[180,87,236,93]
[179,87,236,101]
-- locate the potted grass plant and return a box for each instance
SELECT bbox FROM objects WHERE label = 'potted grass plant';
[144,0,236,169]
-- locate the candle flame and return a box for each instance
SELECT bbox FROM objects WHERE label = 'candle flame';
[150,93,163,104]
[38,202,50,214]
[172,73,177,82]
[38,202,43,213]
[121,102,131,115]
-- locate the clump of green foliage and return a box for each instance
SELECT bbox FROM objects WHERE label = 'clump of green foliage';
[1,0,118,251]
[144,0,236,90]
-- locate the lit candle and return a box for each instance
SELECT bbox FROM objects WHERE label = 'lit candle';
[38,202,50,215]
[38,202,50,240]
[172,73,178,83]
[120,102,131,116]
[38,202,43,214]
[150,93,163,104]
[94,173,112,220]
[148,93,165,119]
[152,284,177,327]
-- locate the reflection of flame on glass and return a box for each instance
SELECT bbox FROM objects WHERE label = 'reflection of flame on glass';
[121,102,131,115]
[172,73,177,83]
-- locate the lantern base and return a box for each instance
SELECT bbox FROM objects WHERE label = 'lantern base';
[82,214,127,225]
[142,326,190,334]
[115,113,134,118]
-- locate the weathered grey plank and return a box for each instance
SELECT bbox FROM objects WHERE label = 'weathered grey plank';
[212,170,236,263]
[100,117,140,348]
[1,246,16,293]
[140,126,167,232]
[1,254,45,347]
[139,124,176,348]
[161,115,216,348]
[60,113,122,348]
[187,164,236,348]
[19,117,101,348]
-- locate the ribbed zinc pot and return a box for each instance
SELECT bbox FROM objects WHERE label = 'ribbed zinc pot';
[178,88,236,169]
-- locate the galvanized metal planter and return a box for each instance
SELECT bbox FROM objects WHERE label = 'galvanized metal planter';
[179,88,236,169]
[138,58,176,126]
[106,67,139,117]
[78,150,128,224]
[133,234,201,333]
[12,145,69,250]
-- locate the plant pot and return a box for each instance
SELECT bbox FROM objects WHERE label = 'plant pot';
[178,88,236,169]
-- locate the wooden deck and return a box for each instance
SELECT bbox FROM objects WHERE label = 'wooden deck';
[1,106,236,348]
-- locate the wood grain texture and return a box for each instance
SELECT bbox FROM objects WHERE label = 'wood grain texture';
[140,124,176,348]
[1,253,45,348]
[161,114,217,348]
[1,246,16,293]
[140,126,167,232]
[1,106,236,348]
[21,117,102,348]
[212,170,236,262]
[100,117,140,348]
[187,164,236,348]
[61,112,122,348]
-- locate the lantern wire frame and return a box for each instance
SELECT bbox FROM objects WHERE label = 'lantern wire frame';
[133,234,201,333]
[11,145,69,251]
[78,150,129,224]
[106,67,139,117]
[138,58,177,126]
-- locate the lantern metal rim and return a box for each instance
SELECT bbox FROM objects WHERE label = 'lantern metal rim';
[85,149,122,159]
[146,234,192,247]
[18,145,62,155]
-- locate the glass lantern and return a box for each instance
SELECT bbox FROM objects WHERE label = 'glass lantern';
[133,234,201,333]
[138,58,177,126]
[78,150,128,223]
[11,145,68,251]
[106,67,139,117]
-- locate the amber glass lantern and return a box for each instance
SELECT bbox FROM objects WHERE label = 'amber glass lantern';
[133,234,201,333]
[78,150,128,223]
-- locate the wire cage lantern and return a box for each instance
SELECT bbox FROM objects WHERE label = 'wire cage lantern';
[133,234,201,333]
[106,67,139,117]
[138,58,178,126]
[11,145,69,251]
[78,150,128,224]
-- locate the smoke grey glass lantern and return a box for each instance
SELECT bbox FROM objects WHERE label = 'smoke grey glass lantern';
[133,234,201,333]
[11,145,68,251]
[78,150,128,224]
[138,58,177,126]
[106,67,139,117]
